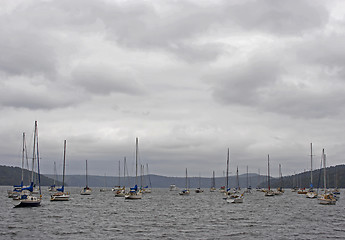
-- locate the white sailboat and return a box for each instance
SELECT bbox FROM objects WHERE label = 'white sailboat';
[169,184,178,191]
[306,143,317,198]
[143,164,152,193]
[179,168,190,195]
[13,121,42,207]
[81,160,92,195]
[100,173,110,192]
[195,173,204,193]
[318,149,336,205]
[265,154,275,197]
[274,164,284,195]
[48,161,58,192]
[125,138,142,200]
[114,158,126,197]
[224,148,230,197]
[210,171,216,192]
[227,166,243,203]
[51,140,70,201]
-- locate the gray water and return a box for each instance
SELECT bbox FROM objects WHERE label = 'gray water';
[1,186,344,239]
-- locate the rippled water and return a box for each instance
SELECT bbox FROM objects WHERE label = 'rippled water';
[1,186,344,239]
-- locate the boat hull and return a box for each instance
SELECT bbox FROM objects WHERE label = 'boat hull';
[125,193,142,200]
[13,195,41,208]
[81,188,92,195]
[50,193,70,201]
[226,197,243,203]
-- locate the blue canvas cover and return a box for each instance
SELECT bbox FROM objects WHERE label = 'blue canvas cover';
[21,182,34,192]
[130,185,138,192]
[57,186,64,192]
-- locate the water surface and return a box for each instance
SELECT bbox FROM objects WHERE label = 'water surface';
[1,187,344,239]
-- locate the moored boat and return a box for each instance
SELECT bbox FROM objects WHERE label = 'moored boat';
[81,160,92,195]
[125,138,142,200]
[51,140,70,201]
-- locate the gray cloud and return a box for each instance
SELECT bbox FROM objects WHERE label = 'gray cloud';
[1,0,345,177]
[226,0,329,35]
[72,63,145,96]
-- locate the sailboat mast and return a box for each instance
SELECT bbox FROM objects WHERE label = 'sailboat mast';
[86,160,88,188]
[226,148,229,191]
[279,164,282,188]
[53,161,57,186]
[118,160,121,186]
[246,165,248,189]
[310,143,313,187]
[21,132,25,185]
[136,137,138,186]
[236,166,239,189]
[62,140,66,188]
[185,168,188,189]
[31,121,37,183]
[212,170,215,188]
[147,163,152,188]
[267,154,270,191]
[323,149,326,190]
[36,121,42,196]
[124,156,126,187]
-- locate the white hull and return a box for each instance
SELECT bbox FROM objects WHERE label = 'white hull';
[265,190,275,197]
[125,192,142,200]
[13,195,41,207]
[143,189,152,193]
[50,192,70,201]
[318,194,336,205]
[81,188,92,195]
[306,191,317,198]
[114,189,126,197]
[226,197,243,203]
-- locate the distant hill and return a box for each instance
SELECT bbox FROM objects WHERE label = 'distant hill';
[0,165,62,187]
[259,164,345,189]
[2,164,344,189]
[46,173,264,188]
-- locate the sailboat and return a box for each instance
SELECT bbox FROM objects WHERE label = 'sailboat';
[100,173,110,192]
[306,143,317,198]
[256,169,262,191]
[244,166,251,193]
[114,158,126,197]
[143,163,152,193]
[227,166,243,203]
[210,171,216,192]
[332,168,340,196]
[274,164,284,195]
[51,140,70,201]
[125,138,142,200]
[265,154,275,197]
[179,168,190,195]
[195,173,204,193]
[81,160,92,195]
[224,148,230,197]
[318,149,336,205]
[48,161,58,192]
[13,121,42,207]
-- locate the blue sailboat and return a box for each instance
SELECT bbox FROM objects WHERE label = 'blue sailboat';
[13,121,42,208]
[125,138,142,199]
[51,140,70,201]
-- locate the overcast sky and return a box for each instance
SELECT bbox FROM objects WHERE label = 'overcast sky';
[1,0,345,178]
